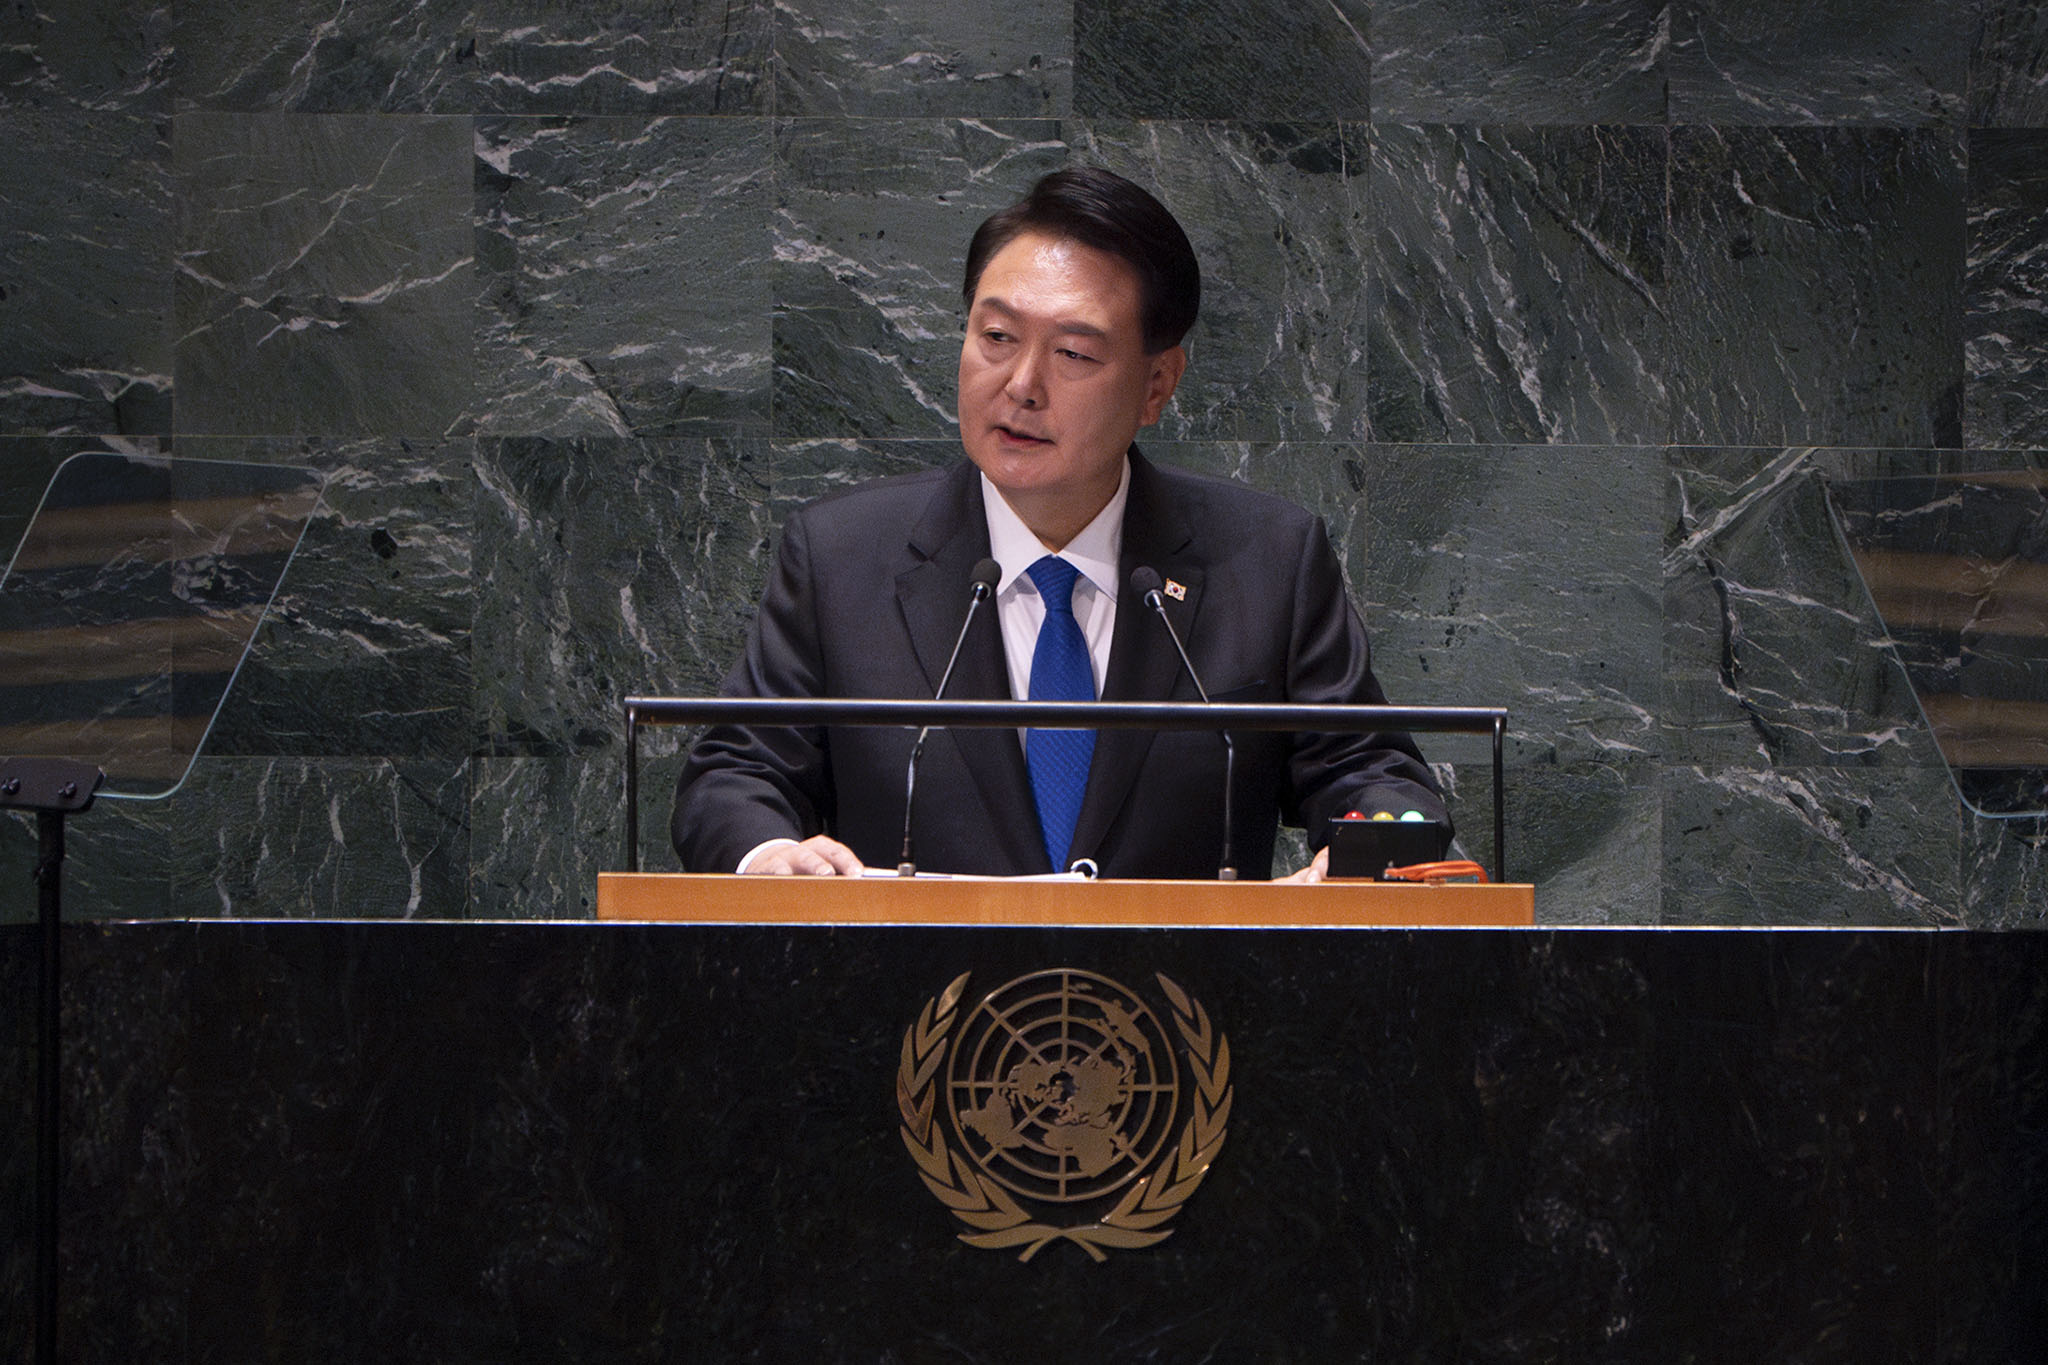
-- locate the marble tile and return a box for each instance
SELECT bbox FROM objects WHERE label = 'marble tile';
[174,0,459,111]
[1819,450,2048,822]
[1073,0,1368,119]
[1,437,133,567]
[163,757,471,918]
[1962,812,2048,926]
[182,438,474,759]
[777,0,1072,116]
[1937,932,2048,1360]
[1073,122,1366,441]
[174,0,770,114]
[1269,819,1313,876]
[177,923,513,1350]
[0,793,177,923]
[168,923,776,1354]
[459,0,772,114]
[1667,0,1969,126]
[1667,127,1965,448]
[1335,439,1662,916]
[0,0,170,113]
[473,436,770,756]
[1661,763,1961,924]
[469,757,611,907]
[1357,445,1663,766]
[0,111,171,435]
[1510,759,1661,923]
[1257,931,1664,1356]
[468,750,683,920]
[768,435,963,507]
[1128,438,1403,616]
[1132,438,1359,524]
[1629,930,1940,1359]
[1369,125,1669,445]
[1408,755,1660,919]
[0,450,329,805]
[1664,448,1942,769]
[470,117,772,440]
[1370,0,1666,124]
[1965,129,2048,448]
[60,922,189,1361]
[772,118,1066,439]
[470,756,584,919]
[5,439,456,923]
[173,113,474,438]
[1968,0,2048,128]
[761,436,963,570]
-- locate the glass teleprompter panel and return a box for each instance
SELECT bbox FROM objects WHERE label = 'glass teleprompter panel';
[1824,464,2048,818]
[0,451,323,800]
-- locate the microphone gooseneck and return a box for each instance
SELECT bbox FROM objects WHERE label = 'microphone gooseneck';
[1131,566,1237,880]
[899,558,1002,876]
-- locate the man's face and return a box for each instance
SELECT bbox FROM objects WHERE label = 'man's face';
[957,231,1185,547]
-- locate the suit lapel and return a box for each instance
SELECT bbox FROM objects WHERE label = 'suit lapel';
[1069,450,1203,867]
[897,463,1044,872]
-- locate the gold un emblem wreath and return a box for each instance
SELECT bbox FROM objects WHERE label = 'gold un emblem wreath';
[896,968,1232,1262]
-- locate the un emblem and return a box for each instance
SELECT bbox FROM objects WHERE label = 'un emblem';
[896,969,1233,1262]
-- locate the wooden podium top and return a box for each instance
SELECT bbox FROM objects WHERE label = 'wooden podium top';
[595,872,1533,927]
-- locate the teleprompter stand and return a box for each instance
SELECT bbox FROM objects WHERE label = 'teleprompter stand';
[0,450,325,1365]
[2,757,104,1365]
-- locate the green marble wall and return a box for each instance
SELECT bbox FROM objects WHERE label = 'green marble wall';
[3,0,2046,923]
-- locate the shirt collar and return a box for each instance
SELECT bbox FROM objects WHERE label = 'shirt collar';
[980,458,1129,602]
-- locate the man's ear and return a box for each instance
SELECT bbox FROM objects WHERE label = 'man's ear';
[1141,345,1188,425]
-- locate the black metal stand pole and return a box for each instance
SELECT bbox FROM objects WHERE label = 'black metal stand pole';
[35,808,62,1365]
[4,756,99,1365]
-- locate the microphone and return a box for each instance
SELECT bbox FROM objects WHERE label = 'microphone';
[899,557,1002,875]
[1131,566,1238,880]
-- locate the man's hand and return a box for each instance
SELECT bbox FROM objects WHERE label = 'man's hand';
[742,835,864,876]
[1277,846,1331,885]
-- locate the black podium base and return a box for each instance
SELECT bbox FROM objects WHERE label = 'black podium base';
[3,921,2043,1361]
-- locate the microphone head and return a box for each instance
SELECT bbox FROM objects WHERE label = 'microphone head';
[970,557,1002,591]
[1130,565,1164,597]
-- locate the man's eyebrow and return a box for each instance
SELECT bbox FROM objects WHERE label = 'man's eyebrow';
[973,296,1112,339]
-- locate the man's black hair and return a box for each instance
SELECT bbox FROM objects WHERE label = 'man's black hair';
[961,166,1201,354]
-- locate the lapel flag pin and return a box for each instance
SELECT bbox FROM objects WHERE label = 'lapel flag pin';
[1165,579,1187,600]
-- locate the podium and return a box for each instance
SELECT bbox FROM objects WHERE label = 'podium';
[6,913,2041,1359]
[596,871,1534,926]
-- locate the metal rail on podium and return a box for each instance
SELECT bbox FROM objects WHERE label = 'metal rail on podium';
[622,695,1515,897]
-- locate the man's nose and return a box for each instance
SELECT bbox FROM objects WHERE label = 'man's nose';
[1004,348,1046,408]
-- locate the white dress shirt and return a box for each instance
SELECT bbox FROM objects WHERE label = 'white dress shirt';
[980,460,1127,708]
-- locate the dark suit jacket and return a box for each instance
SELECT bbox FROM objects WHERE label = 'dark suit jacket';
[671,450,1445,878]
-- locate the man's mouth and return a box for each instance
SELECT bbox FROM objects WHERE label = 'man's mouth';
[996,425,1050,445]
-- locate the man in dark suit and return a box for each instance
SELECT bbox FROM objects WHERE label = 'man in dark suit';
[673,167,1444,879]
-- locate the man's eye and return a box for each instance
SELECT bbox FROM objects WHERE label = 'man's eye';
[1058,349,1098,363]
[983,330,1013,344]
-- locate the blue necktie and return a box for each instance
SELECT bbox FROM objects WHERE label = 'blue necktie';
[1025,555,1095,872]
